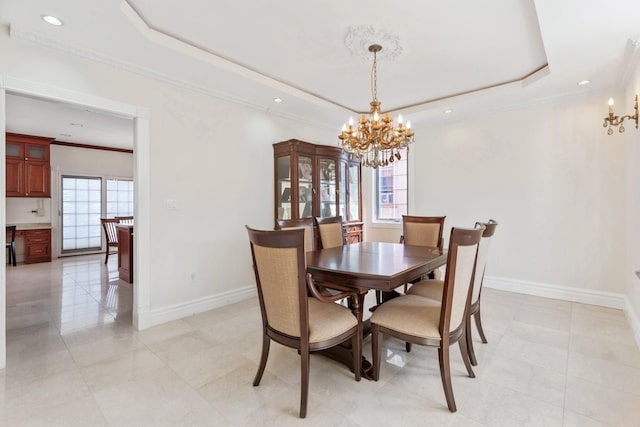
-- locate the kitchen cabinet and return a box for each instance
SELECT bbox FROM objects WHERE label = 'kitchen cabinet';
[6,132,53,197]
[24,229,52,264]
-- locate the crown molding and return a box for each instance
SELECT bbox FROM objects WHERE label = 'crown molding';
[8,24,337,131]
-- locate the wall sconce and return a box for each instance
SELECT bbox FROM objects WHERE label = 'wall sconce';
[603,95,638,135]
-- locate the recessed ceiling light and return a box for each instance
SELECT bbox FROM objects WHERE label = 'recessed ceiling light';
[577,80,591,86]
[41,15,63,26]
[444,109,453,114]
[273,98,283,103]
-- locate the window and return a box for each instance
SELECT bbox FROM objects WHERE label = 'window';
[61,176,134,254]
[61,176,102,252]
[375,148,408,221]
[106,179,134,218]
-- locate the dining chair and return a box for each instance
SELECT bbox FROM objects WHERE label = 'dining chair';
[6,225,17,266]
[246,226,361,418]
[374,215,447,307]
[315,216,345,249]
[400,215,446,249]
[370,224,484,412]
[115,216,134,225]
[275,217,317,253]
[407,220,498,365]
[101,218,120,264]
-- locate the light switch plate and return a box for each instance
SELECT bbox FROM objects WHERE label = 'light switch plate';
[166,199,178,210]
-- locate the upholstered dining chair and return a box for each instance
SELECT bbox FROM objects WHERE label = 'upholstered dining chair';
[6,225,17,266]
[275,217,317,253]
[373,215,447,306]
[246,226,361,418]
[400,215,446,249]
[407,220,498,366]
[101,218,120,264]
[370,225,484,412]
[315,216,345,249]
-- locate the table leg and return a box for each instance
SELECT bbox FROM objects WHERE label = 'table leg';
[317,290,375,380]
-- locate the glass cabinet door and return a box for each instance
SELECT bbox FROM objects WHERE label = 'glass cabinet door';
[298,156,314,218]
[339,161,347,219]
[318,158,337,218]
[276,155,291,220]
[348,163,360,221]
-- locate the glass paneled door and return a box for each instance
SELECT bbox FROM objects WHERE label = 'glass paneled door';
[318,158,337,218]
[61,176,102,252]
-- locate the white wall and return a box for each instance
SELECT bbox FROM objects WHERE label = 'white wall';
[0,28,335,324]
[49,144,134,257]
[369,94,627,296]
[625,63,640,341]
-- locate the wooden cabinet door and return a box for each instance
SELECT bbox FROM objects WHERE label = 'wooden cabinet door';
[6,158,24,196]
[25,160,50,197]
[25,229,51,263]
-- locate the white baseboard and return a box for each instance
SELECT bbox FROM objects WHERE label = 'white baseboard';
[623,297,640,351]
[148,286,257,327]
[484,276,640,350]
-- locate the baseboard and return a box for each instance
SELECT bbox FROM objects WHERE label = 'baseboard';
[623,296,640,351]
[484,276,640,350]
[484,276,626,309]
[148,286,257,327]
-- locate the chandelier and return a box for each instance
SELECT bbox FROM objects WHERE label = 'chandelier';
[339,44,415,168]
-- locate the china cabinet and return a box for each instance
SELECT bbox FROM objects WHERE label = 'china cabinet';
[273,139,362,243]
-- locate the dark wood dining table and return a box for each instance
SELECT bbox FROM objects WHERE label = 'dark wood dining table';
[306,241,447,379]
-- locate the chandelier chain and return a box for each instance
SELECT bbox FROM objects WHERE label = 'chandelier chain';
[371,50,377,101]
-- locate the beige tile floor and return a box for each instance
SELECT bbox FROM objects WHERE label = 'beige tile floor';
[2,254,640,426]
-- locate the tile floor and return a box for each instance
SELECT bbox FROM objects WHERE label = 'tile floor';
[2,254,640,426]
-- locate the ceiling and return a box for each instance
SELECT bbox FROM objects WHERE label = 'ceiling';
[1,0,640,149]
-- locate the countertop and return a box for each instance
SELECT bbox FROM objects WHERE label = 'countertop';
[8,223,52,230]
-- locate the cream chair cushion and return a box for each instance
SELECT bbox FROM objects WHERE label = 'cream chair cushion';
[308,298,357,343]
[319,222,343,249]
[407,279,444,301]
[404,222,440,247]
[371,295,442,339]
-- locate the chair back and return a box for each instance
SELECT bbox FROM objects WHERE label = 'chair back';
[115,216,134,225]
[247,226,308,339]
[275,217,316,252]
[470,220,498,303]
[402,215,446,249]
[315,216,344,249]
[101,218,120,245]
[440,225,483,336]
[6,225,16,243]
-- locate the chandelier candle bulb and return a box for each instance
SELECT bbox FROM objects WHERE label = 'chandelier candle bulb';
[608,98,614,115]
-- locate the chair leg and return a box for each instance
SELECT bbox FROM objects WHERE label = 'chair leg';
[473,305,488,344]
[352,329,362,382]
[104,249,109,264]
[458,336,475,378]
[405,342,412,352]
[371,324,381,381]
[12,246,16,266]
[438,346,457,412]
[253,334,270,386]
[300,346,309,418]
[466,314,478,367]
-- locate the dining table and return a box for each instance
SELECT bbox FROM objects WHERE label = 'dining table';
[306,241,447,379]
